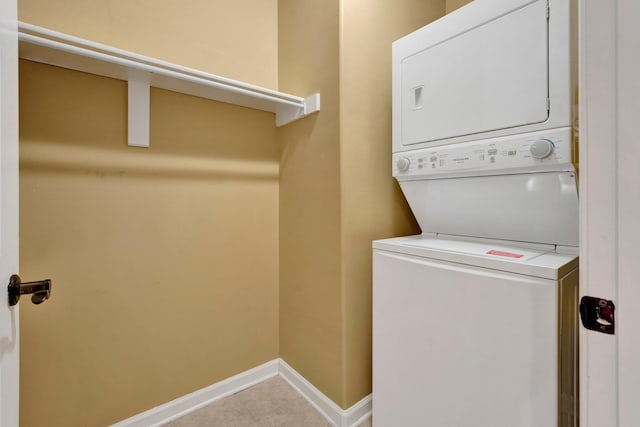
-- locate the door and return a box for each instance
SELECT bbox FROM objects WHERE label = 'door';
[0,0,19,425]
[579,0,640,426]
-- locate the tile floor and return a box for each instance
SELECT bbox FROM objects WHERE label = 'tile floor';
[163,376,372,427]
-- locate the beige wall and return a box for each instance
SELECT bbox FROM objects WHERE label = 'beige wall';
[278,0,344,405]
[19,2,280,425]
[339,0,445,407]
[19,60,279,426]
[19,0,278,89]
[20,0,450,423]
[446,0,472,13]
[279,0,444,409]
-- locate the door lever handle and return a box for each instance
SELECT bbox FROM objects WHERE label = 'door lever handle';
[8,274,52,306]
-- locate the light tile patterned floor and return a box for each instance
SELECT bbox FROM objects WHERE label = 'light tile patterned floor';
[163,376,372,427]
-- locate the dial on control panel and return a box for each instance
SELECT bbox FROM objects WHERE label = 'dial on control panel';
[530,139,555,159]
[396,157,411,172]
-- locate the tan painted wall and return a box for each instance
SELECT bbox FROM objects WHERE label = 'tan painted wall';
[279,0,444,409]
[278,0,344,405]
[19,59,279,426]
[446,0,473,13]
[19,0,455,422]
[18,0,278,89]
[339,0,445,407]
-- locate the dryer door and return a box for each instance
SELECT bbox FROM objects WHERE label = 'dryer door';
[399,0,550,146]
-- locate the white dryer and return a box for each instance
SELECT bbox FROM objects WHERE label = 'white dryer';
[392,0,574,152]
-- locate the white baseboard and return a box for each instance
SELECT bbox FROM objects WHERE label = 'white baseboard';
[110,359,279,427]
[343,393,373,427]
[278,359,372,427]
[110,358,372,427]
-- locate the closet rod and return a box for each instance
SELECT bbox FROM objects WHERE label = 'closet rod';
[18,32,304,109]
[18,22,321,145]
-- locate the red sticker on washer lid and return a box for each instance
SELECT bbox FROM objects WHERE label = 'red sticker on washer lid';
[486,250,524,259]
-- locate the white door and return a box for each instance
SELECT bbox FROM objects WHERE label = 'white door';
[580,0,640,426]
[0,0,19,425]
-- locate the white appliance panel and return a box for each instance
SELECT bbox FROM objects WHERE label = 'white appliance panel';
[401,0,549,145]
[373,249,559,427]
[373,234,578,280]
[392,0,573,152]
[399,171,578,246]
[404,238,548,260]
[374,236,578,279]
[393,127,573,179]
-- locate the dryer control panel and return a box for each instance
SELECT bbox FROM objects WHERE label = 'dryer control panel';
[393,127,574,180]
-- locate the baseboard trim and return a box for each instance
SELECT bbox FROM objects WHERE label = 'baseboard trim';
[278,359,372,427]
[110,359,279,427]
[343,393,373,427]
[110,358,372,427]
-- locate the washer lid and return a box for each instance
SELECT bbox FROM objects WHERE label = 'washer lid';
[404,238,548,262]
[373,235,578,280]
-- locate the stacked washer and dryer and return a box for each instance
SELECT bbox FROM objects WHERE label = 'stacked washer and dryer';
[372,1,578,426]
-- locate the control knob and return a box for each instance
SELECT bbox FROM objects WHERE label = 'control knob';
[396,157,411,172]
[530,139,555,159]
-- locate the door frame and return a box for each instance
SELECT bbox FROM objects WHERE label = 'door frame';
[0,0,21,424]
[579,0,640,425]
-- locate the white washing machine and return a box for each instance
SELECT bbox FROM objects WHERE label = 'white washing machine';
[373,237,578,427]
[373,1,578,425]
[372,129,579,427]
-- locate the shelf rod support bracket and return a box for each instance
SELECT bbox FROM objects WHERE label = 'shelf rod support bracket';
[275,93,320,127]
[128,70,151,148]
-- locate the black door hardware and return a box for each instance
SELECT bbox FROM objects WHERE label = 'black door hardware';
[580,296,615,335]
[8,274,52,306]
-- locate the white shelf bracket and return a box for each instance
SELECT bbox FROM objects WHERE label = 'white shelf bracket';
[275,93,320,127]
[127,71,151,147]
